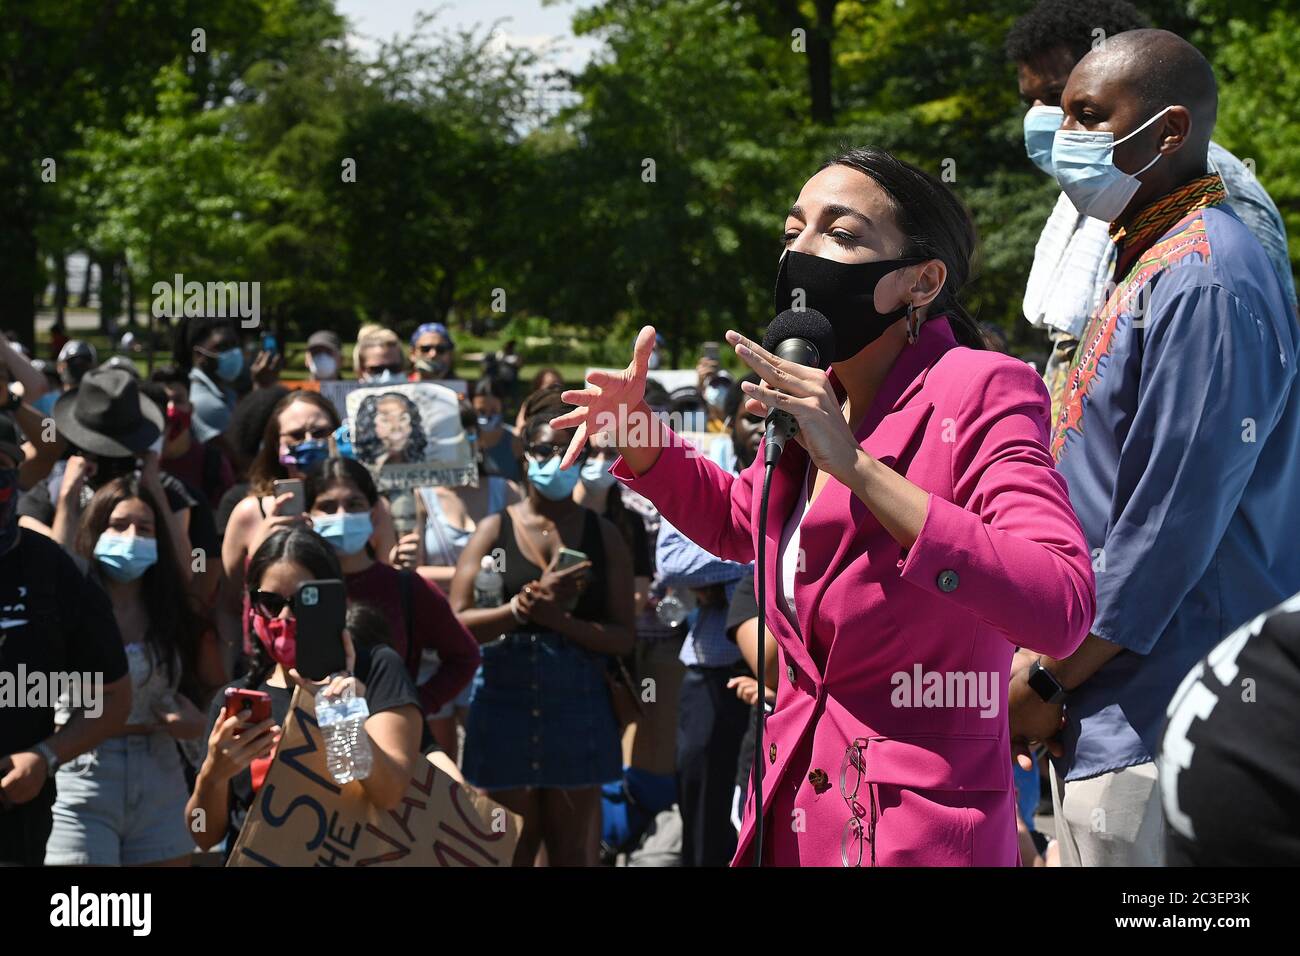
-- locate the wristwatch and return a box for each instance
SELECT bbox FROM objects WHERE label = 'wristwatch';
[2,387,20,412]
[32,741,60,775]
[1027,659,1067,705]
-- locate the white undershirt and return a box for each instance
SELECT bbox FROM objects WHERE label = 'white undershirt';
[775,461,813,627]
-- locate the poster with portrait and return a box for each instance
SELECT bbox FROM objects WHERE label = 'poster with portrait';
[344,382,476,491]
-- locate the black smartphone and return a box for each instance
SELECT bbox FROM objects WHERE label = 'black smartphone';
[293,579,348,680]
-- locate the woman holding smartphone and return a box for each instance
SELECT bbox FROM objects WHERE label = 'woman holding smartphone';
[188,527,423,853]
[449,407,636,866]
[554,147,1096,866]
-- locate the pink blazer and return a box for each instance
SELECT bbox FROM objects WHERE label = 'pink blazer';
[611,318,1095,866]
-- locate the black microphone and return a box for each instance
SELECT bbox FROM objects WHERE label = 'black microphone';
[747,307,835,867]
[759,308,836,466]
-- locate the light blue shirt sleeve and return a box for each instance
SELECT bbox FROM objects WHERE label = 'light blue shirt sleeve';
[655,518,747,589]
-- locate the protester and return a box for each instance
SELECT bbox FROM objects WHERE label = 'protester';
[1007,0,1297,419]
[220,391,346,621]
[305,330,343,382]
[1008,30,1300,867]
[409,322,456,382]
[174,316,243,445]
[213,385,290,524]
[0,414,133,866]
[0,334,61,489]
[1158,589,1300,865]
[303,455,481,738]
[187,528,424,852]
[450,405,635,865]
[143,369,236,510]
[653,387,754,867]
[354,324,406,384]
[472,376,516,481]
[44,476,223,866]
[557,146,1096,866]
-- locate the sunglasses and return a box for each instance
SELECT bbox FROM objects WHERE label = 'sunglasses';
[364,364,404,377]
[415,343,453,355]
[250,589,297,619]
[525,442,582,464]
[281,426,333,444]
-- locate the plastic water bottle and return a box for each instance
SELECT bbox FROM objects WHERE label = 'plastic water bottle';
[474,554,505,608]
[316,683,373,785]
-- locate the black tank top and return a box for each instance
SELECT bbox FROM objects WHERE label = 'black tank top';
[498,507,607,623]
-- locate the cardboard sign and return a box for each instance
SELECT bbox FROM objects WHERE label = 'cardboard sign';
[344,382,476,491]
[228,689,521,867]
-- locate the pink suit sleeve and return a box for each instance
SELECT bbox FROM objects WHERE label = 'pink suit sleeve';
[898,358,1096,658]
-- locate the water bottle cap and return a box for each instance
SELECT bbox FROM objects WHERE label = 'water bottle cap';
[480,555,495,570]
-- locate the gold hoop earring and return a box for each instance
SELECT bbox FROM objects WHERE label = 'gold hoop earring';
[906,302,920,344]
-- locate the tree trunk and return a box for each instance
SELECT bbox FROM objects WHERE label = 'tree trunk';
[0,222,41,348]
[807,0,837,125]
[77,254,92,308]
[54,252,67,326]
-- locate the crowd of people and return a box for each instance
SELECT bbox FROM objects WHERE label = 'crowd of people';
[2,0,1298,869]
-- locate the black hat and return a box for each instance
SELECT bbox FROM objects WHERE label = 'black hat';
[53,366,163,458]
[0,412,25,465]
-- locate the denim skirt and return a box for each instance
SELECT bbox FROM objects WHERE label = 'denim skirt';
[462,631,622,791]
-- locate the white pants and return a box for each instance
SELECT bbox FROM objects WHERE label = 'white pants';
[1050,761,1165,866]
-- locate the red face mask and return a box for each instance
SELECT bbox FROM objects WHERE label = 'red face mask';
[165,405,192,441]
[252,613,297,669]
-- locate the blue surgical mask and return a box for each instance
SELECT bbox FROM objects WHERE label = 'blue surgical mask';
[314,511,374,556]
[94,533,158,582]
[580,456,618,492]
[215,348,243,383]
[704,383,729,412]
[279,438,329,470]
[362,368,402,385]
[477,413,503,431]
[1052,106,1172,222]
[1023,105,1063,176]
[527,456,581,501]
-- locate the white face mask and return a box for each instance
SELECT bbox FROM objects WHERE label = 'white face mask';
[580,456,618,491]
[307,352,338,380]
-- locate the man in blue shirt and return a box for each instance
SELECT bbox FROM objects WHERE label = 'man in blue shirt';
[656,378,760,866]
[1008,30,1300,866]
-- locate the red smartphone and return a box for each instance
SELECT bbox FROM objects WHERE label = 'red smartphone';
[223,688,272,724]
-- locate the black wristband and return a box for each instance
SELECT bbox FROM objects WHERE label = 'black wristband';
[1027,658,1067,705]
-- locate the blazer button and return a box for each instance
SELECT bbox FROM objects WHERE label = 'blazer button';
[808,768,831,794]
[786,664,796,685]
[769,742,777,764]
[937,569,960,592]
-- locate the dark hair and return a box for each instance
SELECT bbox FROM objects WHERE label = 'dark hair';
[345,602,392,651]
[243,527,344,686]
[529,367,565,394]
[524,405,575,446]
[1004,0,1150,64]
[643,379,670,410]
[823,147,985,350]
[171,316,237,372]
[75,476,206,703]
[149,363,189,391]
[304,456,379,509]
[353,392,428,465]
[519,384,567,425]
[230,385,290,462]
[138,381,170,416]
[248,391,341,495]
[723,372,761,424]
[473,376,504,401]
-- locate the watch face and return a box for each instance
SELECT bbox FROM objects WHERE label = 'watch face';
[1028,664,1062,702]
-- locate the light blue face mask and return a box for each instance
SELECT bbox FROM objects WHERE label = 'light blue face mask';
[477,413,503,431]
[94,533,158,582]
[1023,105,1064,176]
[1052,106,1172,222]
[580,455,618,491]
[528,456,581,501]
[704,383,730,412]
[314,511,374,556]
[362,368,402,385]
[215,347,244,382]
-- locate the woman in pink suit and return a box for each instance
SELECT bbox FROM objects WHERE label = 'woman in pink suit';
[553,147,1095,866]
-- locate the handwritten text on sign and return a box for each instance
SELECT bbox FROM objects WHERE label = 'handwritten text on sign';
[228,689,520,866]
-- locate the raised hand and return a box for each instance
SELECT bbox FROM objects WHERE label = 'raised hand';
[552,325,659,472]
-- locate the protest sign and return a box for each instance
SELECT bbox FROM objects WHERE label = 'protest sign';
[228,688,521,867]
[345,382,476,491]
[320,378,467,419]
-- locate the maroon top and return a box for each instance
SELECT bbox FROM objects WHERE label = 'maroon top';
[344,561,480,715]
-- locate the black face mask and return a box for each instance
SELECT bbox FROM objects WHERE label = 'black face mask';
[773,249,925,362]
